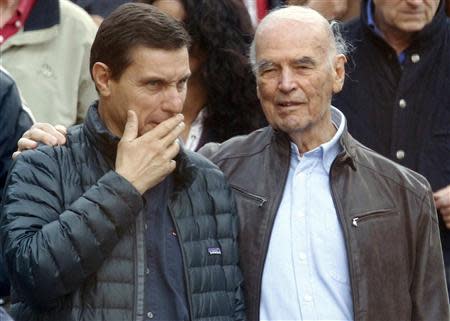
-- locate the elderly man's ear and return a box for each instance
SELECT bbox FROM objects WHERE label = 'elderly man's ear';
[332,54,347,93]
[92,62,112,97]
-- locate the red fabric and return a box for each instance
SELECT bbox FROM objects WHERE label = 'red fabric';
[256,0,268,20]
[0,0,36,44]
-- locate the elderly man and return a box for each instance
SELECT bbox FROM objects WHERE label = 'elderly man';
[11,5,450,321]
[0,3,244,321]
[202,6,448,321]
[332,0,450,292]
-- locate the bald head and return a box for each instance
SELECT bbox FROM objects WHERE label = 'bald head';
[250,6,346,68]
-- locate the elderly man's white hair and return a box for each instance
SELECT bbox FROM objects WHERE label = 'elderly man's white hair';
[249,5,349,70]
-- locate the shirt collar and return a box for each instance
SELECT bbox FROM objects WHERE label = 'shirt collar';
[366,0,407,64]
[289,106,345,174]
[366,0,382,36]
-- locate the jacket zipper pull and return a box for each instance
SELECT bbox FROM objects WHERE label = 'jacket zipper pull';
[352,217,359,227]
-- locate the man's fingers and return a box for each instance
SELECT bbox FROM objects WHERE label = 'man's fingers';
[121,110,139,141]
[161,122,185,147]
[23,123,65,146]
[164,140,181,161]
[19,128,55,149]
[149,114,184,140]
[12,151,22,160]
[434,185,450,209]
[55,124,68,144]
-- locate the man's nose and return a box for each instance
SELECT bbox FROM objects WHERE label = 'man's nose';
[278,68,297,93]
[405,0,423,7]
[162,86,184,113]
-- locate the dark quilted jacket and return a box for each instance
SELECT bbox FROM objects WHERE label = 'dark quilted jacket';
[0,105,245,321]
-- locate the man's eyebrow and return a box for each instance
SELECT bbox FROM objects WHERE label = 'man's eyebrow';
[293,56,316,66]
[255,59,276,72]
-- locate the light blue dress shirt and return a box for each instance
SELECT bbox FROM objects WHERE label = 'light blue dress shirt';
[260,107,354,321]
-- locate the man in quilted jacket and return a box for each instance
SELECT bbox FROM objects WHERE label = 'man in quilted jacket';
[0,3,245,321]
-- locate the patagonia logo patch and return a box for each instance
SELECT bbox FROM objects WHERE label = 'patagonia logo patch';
[208,247,222,255]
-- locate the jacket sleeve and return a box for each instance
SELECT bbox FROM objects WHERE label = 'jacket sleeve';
[0,149,143,308]
[411,189,450,320]
[0,75,33,201]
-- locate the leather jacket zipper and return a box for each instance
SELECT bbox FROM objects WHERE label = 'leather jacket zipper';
[352,209,395,227]
[230,185,267,207]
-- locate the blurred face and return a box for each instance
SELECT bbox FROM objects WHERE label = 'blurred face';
[98,45,190,137]
[373,0,439,33]
[151,0,186,21]
[151,0,205,76]
[254,18,345,137]
[288,0,349,20]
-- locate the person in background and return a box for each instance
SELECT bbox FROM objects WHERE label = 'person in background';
[286,0,361,21]
[70,0,128,25]
[0,66,33,308]
[142,0,267,151]
[0,3,244,321]
[0,0,98,127]
[332,0,450,294]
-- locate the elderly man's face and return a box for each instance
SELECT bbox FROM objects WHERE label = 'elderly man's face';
[373,0,439,33]
[254,18,345,137]
[98,45,190,137]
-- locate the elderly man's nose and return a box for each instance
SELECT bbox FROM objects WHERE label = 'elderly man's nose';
[405,0,424,7]
[278,69,297,93]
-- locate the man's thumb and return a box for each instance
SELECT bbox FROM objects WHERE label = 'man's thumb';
[122,110,138,141]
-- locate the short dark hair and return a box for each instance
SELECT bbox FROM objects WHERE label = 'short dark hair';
[89,2,191,80]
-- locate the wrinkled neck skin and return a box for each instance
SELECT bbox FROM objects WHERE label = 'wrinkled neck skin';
[289,114,337,155]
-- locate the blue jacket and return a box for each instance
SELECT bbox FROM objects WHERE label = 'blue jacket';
[0,69,33,298]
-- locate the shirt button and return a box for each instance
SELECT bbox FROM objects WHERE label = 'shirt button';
[411,53,420,63]
[144,223,148,230]
[303,294,313,302]
[299,253,307,261]
[396,150,405,160]
[145,267,150,275]
[398,99,407,109]
[15,20,22,28]
[147,311,154,319]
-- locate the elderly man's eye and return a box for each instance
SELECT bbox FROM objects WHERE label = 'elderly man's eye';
[260,68,277,77]
[177,78,188,91]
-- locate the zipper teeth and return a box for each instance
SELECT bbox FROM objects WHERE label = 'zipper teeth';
[352,210,396,226]
[230,185,267,207]
[169,205,194,321]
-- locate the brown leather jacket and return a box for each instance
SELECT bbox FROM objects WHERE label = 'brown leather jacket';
[200,125,449,321]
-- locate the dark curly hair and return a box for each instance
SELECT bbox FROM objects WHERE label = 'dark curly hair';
[141,0,267,144]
